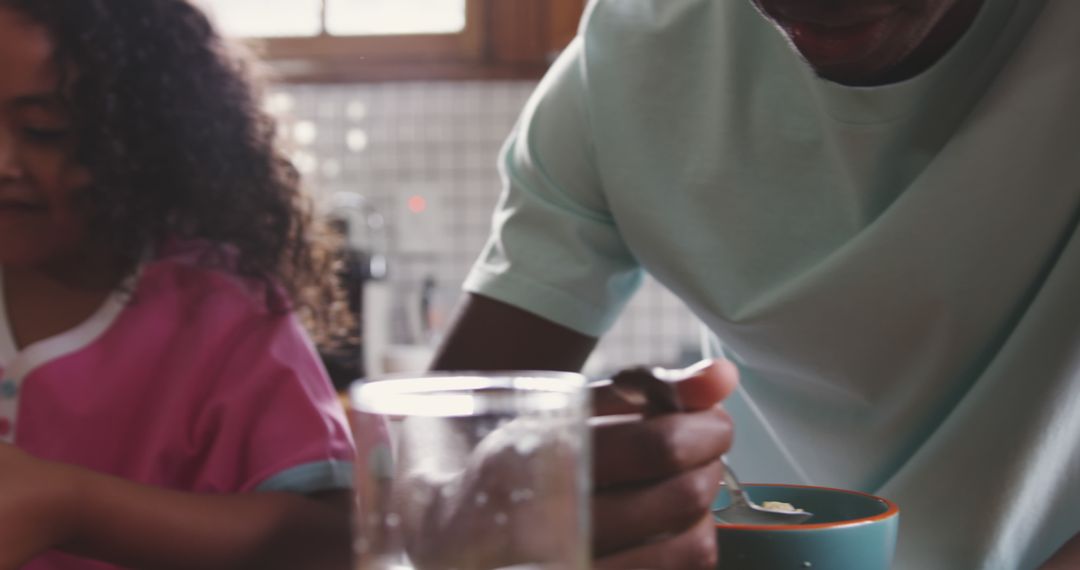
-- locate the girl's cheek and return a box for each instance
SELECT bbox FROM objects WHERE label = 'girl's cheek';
[25,150,89,194]
[58,159,91,190]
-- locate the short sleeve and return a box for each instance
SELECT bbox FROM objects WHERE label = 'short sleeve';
[192,312,355,494]
[463,37,644,337]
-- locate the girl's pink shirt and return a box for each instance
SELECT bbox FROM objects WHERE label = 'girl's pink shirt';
[0,242,355,569]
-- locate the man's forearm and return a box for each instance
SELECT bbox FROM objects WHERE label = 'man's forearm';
[431,293,597,372]
[59,462,352,570]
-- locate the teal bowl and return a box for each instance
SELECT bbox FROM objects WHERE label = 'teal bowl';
[713,484,899,570]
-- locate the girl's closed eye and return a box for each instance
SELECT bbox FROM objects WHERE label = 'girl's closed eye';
[22,125,71,145]
[15,97,74,146]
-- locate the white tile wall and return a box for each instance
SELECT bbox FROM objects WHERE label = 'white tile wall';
[270,80,702,375]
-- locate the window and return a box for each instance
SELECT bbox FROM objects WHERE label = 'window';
[197,0,324,38]
[195,0,586,83]
[325,0,466,36]
[198,0,467,38]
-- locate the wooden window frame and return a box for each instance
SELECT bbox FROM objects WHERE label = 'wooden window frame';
[246,0,585,83]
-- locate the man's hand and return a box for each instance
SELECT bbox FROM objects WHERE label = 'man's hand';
[432,294,740,568]
[591,359,739,569]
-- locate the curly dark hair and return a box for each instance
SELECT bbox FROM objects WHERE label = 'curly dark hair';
[5,0,351,348]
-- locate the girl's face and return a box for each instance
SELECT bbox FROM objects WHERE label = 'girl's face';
[0,5,91,268]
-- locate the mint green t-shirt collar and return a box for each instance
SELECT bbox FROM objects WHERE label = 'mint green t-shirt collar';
[795,0,1036,125]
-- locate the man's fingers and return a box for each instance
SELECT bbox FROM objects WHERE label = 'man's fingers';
[593,407,732,488]
[590,380,647,416]
[592,359,739,416]
[670,359,739,412]
[587,359,736,565]
[592,459,724,556]
[594,511,718,570]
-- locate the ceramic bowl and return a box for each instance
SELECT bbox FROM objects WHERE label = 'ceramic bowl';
[713,483,899,570]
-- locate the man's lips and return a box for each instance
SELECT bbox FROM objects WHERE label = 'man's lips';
[764,7,901,68]
[764,3,902,28]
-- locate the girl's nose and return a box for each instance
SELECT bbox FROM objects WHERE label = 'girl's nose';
[0,129,24,181]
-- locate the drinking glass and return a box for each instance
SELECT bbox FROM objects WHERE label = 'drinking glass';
[349,372,591,570]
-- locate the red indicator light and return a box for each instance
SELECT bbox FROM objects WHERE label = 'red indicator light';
[408,195,428,213]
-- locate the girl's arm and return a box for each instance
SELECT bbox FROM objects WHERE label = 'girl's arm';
[1,443,352,570]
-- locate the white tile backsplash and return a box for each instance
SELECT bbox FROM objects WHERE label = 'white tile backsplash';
[272,80,701,375]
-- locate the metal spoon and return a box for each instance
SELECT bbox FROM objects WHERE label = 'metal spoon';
[713,455,812,525]
[599,363,813,526]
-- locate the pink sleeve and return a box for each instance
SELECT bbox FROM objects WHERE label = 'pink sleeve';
[190,312,355,494]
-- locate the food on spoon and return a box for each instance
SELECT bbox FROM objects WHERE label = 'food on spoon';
[761,501,806,513]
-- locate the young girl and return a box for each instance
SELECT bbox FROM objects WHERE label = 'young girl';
[0,1,356,568]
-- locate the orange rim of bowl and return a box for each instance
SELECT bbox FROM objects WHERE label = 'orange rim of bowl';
[713,483,900,531]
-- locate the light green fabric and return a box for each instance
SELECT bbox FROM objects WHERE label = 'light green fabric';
[254,460,353,493]
[464,0,1080,568]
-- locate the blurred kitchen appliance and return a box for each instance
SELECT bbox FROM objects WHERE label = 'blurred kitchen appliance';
[320,191,390,391]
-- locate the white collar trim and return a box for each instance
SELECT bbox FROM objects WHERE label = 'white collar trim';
[0,265,137,380]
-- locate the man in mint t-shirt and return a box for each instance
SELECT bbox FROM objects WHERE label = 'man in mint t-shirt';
[433,0,1080,568]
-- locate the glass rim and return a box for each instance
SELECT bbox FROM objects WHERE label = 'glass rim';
[352,369,587,390]
[349,371,590,417]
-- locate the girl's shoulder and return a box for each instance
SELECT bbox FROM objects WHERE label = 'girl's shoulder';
[153,237,238,270]
[140,238,286,316]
